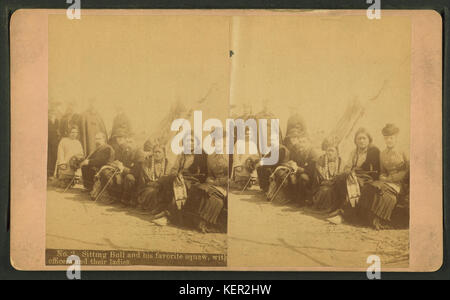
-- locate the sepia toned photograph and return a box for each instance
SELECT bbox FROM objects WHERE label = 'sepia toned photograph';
[226,15,411,268]
[45,14,231,267]
[9,9,442,271]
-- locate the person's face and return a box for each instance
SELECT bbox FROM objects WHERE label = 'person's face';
[154,149,164,161]
[295,137,309,152]
[289,136,300,147]
[95,134,106,147]
[356,134,369,150]
[326,147,338,161]
[116,136,126,147]
[69,129,78,140]
[384,134,397,148]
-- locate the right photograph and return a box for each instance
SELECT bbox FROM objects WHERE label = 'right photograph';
[227,14,410,268]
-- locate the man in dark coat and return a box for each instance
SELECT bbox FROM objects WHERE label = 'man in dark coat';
[104,128,136,201]
[78,101,108,156]
[284,128,320,205]
[256,144,290,193]
[109,128,135,173]
[80,132,115,191]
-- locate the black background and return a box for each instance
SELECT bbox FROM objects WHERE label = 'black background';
[0,0,449,281]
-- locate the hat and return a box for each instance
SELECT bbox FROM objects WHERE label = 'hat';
[111,128,127,139]
[382,123,399,136]
[286,128,307,140]
[286,113,307,134]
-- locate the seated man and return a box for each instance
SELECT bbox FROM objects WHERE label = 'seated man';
[256,144,290,193]
[121,139,154,206]
[283,128,320,205]
[80,132,115,191]
[90,129,138,203]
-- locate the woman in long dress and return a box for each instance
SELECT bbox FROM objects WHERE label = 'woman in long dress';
[134,144,169,212]
[327,128,380,224]
[55,125,84,188]
[312,139,342,211]
[358,124,409,229]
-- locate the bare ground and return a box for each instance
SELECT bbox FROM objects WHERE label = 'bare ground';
[46,185,226,255]
[46,184,409,269]
[228,189,409,269]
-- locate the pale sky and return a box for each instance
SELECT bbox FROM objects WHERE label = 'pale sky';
[49,13,410,156]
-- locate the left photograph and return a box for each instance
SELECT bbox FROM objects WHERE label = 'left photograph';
[45,14,230,267]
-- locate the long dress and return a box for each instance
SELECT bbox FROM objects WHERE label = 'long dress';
[162,153,207,225]
[331,145,381,213]
[134,157,169,212]
[358,147,409,225]
[312,155,342,211]
[183,153,229,232]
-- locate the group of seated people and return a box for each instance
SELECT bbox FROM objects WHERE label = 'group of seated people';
[54,125,229,233]
[251,121,410,230]
[53,115,409,232]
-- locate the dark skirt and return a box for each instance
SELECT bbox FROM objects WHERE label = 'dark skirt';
[136,182,164,212]
[359,181,398,221]
[184,183,227,232]
[312,181,336,210]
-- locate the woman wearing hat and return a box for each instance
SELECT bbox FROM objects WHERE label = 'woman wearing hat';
[358,124,409,230]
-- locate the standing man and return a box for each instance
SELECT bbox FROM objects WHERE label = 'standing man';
[110,105,133,143]
[59,101,81,138]
[48,107,61,178]
[79,99,108,156]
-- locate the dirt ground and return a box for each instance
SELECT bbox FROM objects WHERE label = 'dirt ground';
[46,183,409,269]
[46,185,226,255]
[228,188,409,269]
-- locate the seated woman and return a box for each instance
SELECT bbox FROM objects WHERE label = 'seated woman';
[312,139,342,211]
[55,125,84,188]
[358,124,409,230]
[186,150,229,233]
[328,128,380,224]
[161,134,208,226]
[133,144,169,211]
